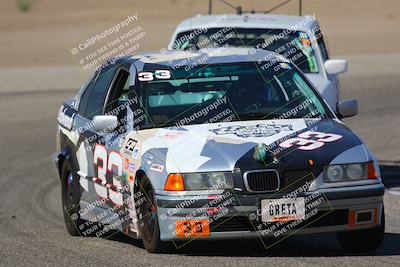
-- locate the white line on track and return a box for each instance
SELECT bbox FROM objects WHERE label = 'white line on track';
[387,187,400,196]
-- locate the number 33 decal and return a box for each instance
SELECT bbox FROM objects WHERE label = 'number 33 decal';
[137,70,171,81]
[93,144,123,206]
[279,131,342,151]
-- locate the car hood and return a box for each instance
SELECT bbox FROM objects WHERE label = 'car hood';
[123,118,365,178]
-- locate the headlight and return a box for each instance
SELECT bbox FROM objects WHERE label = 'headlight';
[183,172,234,191]
[164,172,234,191]
[325,165,344,182]
[184,173,204,190]
[346,164,365,180]
[324,162,377,183]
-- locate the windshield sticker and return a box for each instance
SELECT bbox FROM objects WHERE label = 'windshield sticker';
[298,32,312,49]
[210,124,293,138]
[138,70,171,81]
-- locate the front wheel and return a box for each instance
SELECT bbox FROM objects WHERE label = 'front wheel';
[337,208,385,252]
[137,177,171,253]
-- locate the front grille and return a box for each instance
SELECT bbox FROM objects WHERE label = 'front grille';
[244,170,279,192]
[210,210,349,233]
[210,216,254,232]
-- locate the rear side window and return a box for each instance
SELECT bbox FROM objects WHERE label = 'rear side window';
[79,67,117,119]
[313,26,329,61]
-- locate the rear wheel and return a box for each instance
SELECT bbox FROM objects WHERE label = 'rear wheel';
[61,160,84,236]
[337,208,385,252]
[137,177,171,253]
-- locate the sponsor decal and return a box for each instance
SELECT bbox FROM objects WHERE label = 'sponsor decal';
[150,163,164,172]
[131,147,140,159]
[123,138,137,156]
[159,131,187,140]
[210,124,293,138]
[128,162,136,171]
[143,153,154,166]
[124,158,129,170]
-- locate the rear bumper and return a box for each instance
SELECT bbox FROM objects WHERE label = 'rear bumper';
[156,183,384,241]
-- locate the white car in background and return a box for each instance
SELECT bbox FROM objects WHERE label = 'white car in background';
[168,14,348,111]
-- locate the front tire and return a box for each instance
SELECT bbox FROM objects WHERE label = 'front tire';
[337,209,385,252]
[61,160,84,236]
[137,177,170,253]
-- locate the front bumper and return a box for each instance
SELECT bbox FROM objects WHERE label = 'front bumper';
[155,183,384,241]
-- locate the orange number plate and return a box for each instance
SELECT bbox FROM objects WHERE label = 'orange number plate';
[176,219,210,237]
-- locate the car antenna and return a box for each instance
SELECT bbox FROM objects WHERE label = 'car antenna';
[265,0,302,16]
[208,0,242,15]
[208,0,302,16]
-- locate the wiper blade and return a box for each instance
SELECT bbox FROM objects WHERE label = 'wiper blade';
[238,112,280,120]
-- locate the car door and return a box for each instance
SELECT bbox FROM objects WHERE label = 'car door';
[74,62,127,218]
[95,65,133,210]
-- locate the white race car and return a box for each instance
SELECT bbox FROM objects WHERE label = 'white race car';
[54,48,383,253]
[168,13,348,110]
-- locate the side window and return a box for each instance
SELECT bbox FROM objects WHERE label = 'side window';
[104,69,130,115]
[79,67,118,119]
[313,26,329,61]
[173,31,193,50]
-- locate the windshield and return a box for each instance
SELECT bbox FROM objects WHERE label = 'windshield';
[131,62,330,130]
[172,28,319,73]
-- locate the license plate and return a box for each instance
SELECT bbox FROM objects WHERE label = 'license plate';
[176,219,210,237]
[261,197,305,222]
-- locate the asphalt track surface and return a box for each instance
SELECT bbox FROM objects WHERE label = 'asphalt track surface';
[0,61,399,266]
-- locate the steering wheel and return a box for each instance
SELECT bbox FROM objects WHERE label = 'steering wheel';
[244,103,262,112]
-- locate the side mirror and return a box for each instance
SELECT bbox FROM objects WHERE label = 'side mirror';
[324,59,348,75]
[336,99,358,118]
[92,115,118,132]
